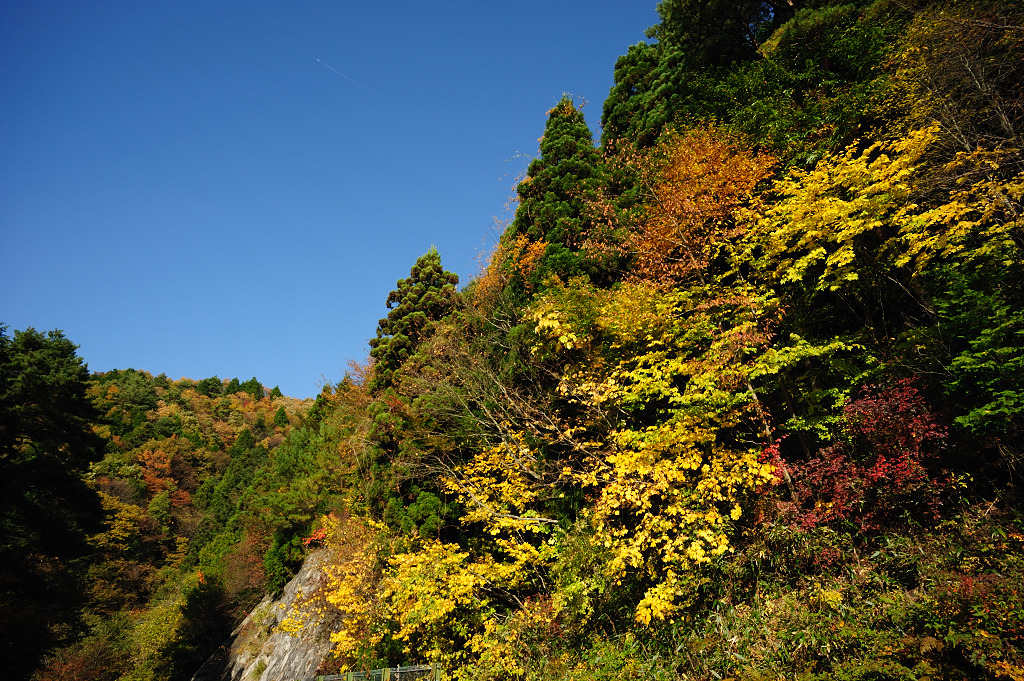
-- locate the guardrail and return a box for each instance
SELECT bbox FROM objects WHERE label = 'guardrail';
[303,663,442,681]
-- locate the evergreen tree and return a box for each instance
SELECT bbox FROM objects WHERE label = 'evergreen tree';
[368,247,459,392]
[0,326,102,679]
[651,0,786,70]
[274,406,289,428]
[602,41,668,148]
[504,97,605,287]
[196,376,222,397]
[601,0,893,159]
[239,377,263,401]
[602,0,795,146]
[510,97,602,245]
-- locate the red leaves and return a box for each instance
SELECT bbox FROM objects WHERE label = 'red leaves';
[846,379,947,467]
[781,379,949,532]
[303,526,328,547]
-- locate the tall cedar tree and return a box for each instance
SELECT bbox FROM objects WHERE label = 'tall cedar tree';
[601,0,901,155]
[505,97,603,287]
[0,326,102,680]
[369,247,459,392]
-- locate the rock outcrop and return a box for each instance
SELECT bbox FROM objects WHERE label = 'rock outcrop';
[191,548,335,681]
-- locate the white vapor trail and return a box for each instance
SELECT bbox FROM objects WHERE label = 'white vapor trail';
[316,58,365,90]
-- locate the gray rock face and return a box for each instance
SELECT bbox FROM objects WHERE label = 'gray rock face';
[191,549,336,681]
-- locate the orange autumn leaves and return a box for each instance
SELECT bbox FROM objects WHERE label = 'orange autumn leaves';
[479,125,774,296]
[617,127,775,286]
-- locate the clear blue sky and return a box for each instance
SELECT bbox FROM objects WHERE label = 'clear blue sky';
[1,1,659,399]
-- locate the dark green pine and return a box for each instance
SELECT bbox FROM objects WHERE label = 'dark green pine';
[368,247,459,392]
[503,97,606,288]
[510,97,601,247]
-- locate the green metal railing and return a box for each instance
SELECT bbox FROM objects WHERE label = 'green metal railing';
[304,663,442,681]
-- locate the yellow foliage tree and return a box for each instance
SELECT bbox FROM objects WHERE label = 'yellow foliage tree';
[532,280,779,623]
[441,432,558,581]
[747,126,939,295]
[278,513,384,669]
[897,158,1024,276]
[307,509,535,671]
[380,541,492,665]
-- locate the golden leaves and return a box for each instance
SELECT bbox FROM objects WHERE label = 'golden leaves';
[532,279,779,623]
[441,431,550,534]
[749,126,938,293]
[749,125,1023,304]
[897,161,1024,275]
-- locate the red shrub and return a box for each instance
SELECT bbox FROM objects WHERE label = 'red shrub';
[781,379,948,532]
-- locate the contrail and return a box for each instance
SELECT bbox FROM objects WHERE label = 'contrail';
[316,58,365,90]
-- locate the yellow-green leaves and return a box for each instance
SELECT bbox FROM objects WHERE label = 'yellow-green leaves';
[748,124,1023,294]
[532,280,779,623]
[441,431,558,591]
[898,161,1024,275]
[382,541,490,663]
[750,126,938,293]
[442,431,552,534]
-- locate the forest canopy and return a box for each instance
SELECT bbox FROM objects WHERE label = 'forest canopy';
[11,1,1024,680]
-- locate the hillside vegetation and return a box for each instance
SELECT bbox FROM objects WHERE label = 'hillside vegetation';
[0,335,326,679]
[5,0,1024,679]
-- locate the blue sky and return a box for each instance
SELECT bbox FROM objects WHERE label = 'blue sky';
[1,1,659,398]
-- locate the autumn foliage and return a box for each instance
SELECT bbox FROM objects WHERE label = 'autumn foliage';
[619,127,775,286]
[781,379,948,532]
[15,1,1024,680]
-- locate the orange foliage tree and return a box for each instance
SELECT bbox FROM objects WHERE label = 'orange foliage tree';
[615,127,775,286]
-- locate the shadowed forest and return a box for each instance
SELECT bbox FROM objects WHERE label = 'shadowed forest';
[3,0,1024,679]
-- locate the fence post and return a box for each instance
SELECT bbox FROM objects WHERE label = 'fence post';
[383,667,391,681]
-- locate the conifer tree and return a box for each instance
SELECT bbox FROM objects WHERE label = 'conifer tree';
[196,376,222,397]
[504,97,605,287]
[511,97,601,245]
[602,0,792,144]
[369,247,458,392]
[601,0,882,156]
[274,405,289,428]
[0,326,101,678]
[239,377,263,401]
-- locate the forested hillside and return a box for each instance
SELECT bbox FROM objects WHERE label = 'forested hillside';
[1,328,331,679]
[6,0,1024,679]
